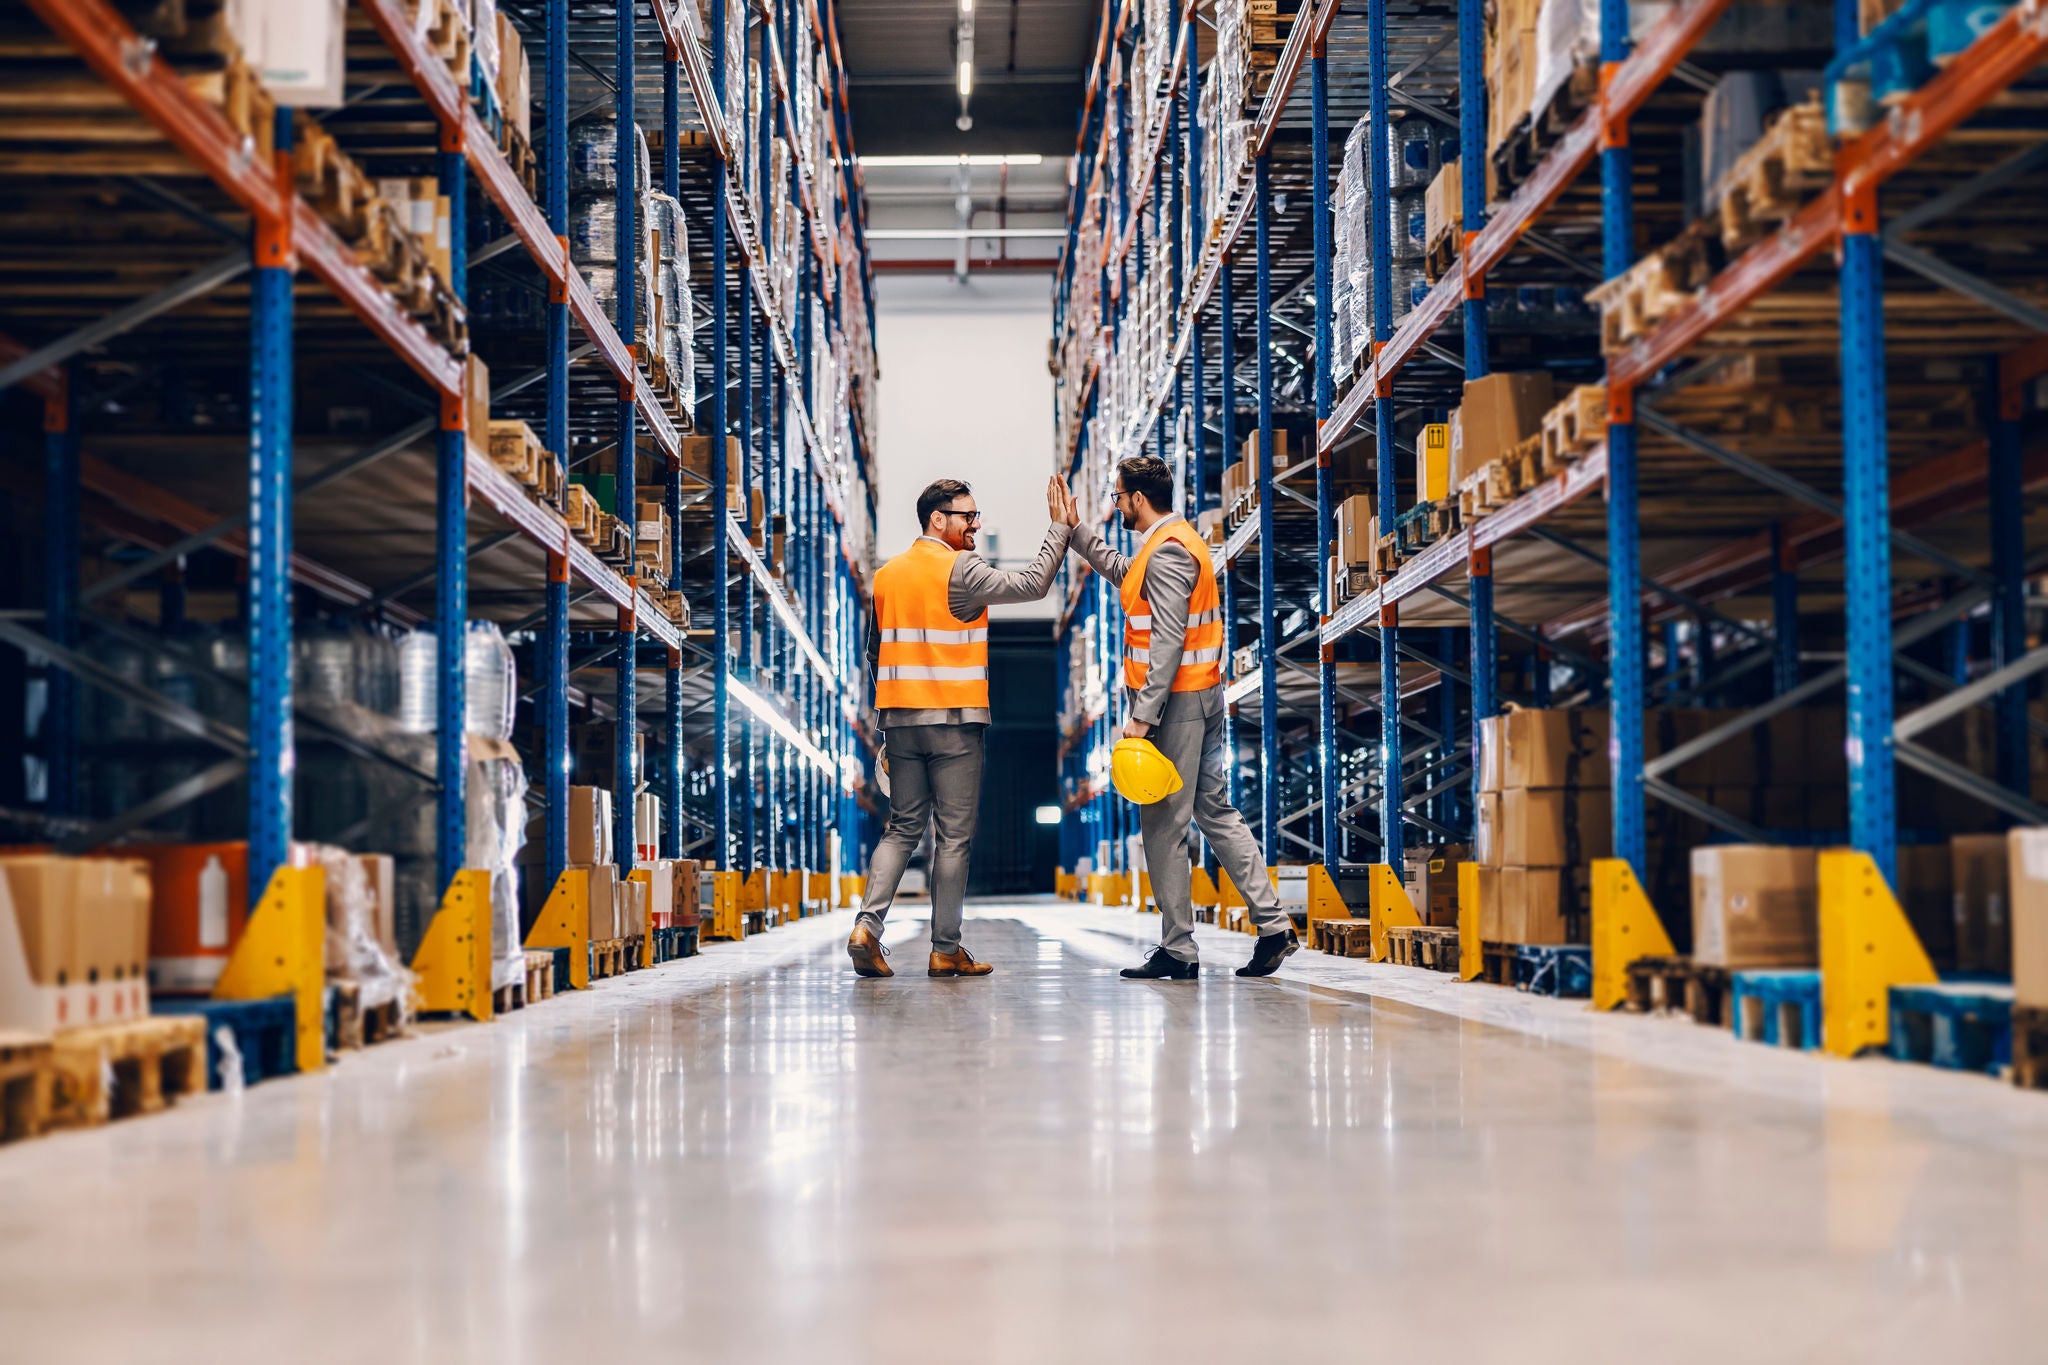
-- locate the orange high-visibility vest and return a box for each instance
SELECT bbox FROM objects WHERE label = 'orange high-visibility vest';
[873,539,990,710]
[1121,520,1223,692]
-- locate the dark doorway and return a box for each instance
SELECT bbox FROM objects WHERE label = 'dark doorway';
[970,619,1058,895]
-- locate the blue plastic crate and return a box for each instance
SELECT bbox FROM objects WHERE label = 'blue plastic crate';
[153,994,298,1089]
[1888,981,2014,1075]
[1513,945,1591,998]
[1730,970,1822,1049]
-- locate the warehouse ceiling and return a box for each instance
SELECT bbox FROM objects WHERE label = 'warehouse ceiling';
[838,0,1098,155]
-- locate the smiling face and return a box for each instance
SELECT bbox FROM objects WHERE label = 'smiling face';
[930,494,981,551]
[1114,481,1141,530]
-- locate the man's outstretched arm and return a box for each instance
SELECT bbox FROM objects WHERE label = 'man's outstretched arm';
[951,522,1073,615]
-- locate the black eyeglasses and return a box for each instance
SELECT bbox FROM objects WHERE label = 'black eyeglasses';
[941,508,983,525]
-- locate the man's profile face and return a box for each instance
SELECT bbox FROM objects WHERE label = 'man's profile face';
[933,496,980,551]
[1115,485,1139,530]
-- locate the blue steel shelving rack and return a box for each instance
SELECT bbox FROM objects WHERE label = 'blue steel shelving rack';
[1051,0,2048,914]
[12,0,881,929]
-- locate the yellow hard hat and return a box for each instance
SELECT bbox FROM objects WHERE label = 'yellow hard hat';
[1111,737,1183,805]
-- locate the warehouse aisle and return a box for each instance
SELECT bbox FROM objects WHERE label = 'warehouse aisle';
[3,902,2048,1363]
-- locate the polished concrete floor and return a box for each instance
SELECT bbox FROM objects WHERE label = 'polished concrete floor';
[5,899,2048,1363]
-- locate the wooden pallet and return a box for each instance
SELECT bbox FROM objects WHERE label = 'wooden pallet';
[1491,60,1598,193]
[1425,499,1460,542]
[1715,99,1832,254]
[595,512,633,568]
[293,121,377,242]
[1622,954,1732,1026]
[1314,916,1372,958]
[500,121,538,199]
[0,1030,53,1145]
[2013,1005,2048,1091]
[405,0,473,84]
[525,949,557,1002]
[48,1016,206,1128]
[1385,924,1459,972]
[564,484,603,545]
[1331,565,1375,607]
[184,53,275,167]
[1424,220,1458,284]
[486,419,557,498]
[1539,384,1607,473]
[491,981,525,1015]
[588,937,628,980]
[1588,251,1692,355]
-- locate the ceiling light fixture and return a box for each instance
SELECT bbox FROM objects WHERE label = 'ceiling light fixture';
[859,153,1045,167]
[954,0,975,131]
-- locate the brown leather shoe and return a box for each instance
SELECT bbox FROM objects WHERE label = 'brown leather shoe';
[928,946,994,978]
[847,924,892,978]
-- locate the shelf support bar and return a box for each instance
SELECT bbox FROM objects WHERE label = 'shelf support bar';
[250,107,298,900]
[436,125,470,896]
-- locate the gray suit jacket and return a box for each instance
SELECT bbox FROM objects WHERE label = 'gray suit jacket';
[867,523,1073,730]
[1069,514,1222,727]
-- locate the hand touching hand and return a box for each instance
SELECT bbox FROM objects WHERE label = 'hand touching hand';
[1047,477,1081,527]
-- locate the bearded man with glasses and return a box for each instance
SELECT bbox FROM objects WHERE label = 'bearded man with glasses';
[846,477,1073,979]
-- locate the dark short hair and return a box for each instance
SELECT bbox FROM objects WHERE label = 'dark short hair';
[1116,456,1175,514]
[916,478,973,532]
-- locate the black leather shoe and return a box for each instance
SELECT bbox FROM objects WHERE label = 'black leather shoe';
[1121,948,1200,980]
[1236,929,1300,977]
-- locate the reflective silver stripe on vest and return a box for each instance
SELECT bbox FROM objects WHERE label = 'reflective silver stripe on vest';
[1186,607,1221,628]
[1126,613,1153,630]
[1127,647,1150,663]
[1182,646,1223,664]
[879,626,989,644]
[876,665,988,682]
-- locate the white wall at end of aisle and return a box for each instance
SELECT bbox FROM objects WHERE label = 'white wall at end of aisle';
[874,273,1058,622]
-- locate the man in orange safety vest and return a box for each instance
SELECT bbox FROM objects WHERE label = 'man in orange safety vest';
[1053,456,1298,979]
[846,477,1073,980]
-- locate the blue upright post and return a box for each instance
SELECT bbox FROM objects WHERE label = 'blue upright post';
[1370,0,1402,871]
[1600,0,1645,877]
[710,0,732,871]
[249,110,296,896]
[1255,153,1279,862]
[660,44,684,861]
[663,47,680,201]
[1771,522,1799,696]
[1461,0,1493,823]
[1991,367,2029,800]
[435,125,469,895]
[42,368,79,821]
[1311,46,1339,867]
[1186,25,1205,515]
[740,263,758,877]
[1219,256,1239,811]
[543,0,571,892]
[613,0,640,877]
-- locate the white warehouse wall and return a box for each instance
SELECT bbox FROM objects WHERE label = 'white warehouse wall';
[872,272,1062,621]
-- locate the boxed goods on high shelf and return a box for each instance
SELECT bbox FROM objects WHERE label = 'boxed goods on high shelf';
[1473,707,1611,944]
[1331,113,1450,367]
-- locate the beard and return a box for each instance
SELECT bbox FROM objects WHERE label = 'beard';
[1120,507,1137,530]
[960,528,976,551]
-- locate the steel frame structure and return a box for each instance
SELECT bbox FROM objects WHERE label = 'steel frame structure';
[1051,0,2048,906]
[10,0,881,921]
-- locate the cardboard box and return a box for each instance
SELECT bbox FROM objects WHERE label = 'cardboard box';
[1952,833,2009,976]
[1241,428,1290,474]
[1474,864,1503,941]
[581,862,618,941]
[568,786,613,866]
[1425,159,1461,251]
[1690,844,1818,969]
[1475,790,1503,867]
[1459,371,1554,469]
[1448,406,1466,485]
[229,0,347,108]
[635,861,674,930]
[1336,493,1375,569]
[1419,422,1450,502]
[1499,865,1579,944]
[1502,706,1609,790]
[1,856,79,986]
[1404,844,1468,928]
[463,354,491,447]
[1477,714,1507,793]
[1499,787,1612,867]
[673,859,701,928]
[681,434,745,513]
[618,877,647,939]
[2009,828,2048,1007]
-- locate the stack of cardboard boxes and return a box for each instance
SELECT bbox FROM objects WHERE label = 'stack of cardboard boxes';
[1451,371,1553,497]
[1474,707,1610,943]
[0,855,154,1032]
[1403,844,1468,929]
[569,785,621,943]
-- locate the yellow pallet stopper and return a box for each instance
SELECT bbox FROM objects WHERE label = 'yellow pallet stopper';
[1456,862,1483,981]
[707,869,746,940]
[1590,858,1675,1012]
[1304,864,1350,945]
[412,870,494,1022]
[1135,871,1155,912]
[524,867,591,989]
[213,863,327,1074]
[1190,867,1220,908]
[838,873,866,908]
[1367,863,1421,962]
[1820,849,1936,1058]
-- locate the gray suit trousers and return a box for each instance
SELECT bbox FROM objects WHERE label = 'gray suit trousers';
[856,723,983,954]
[1142,702,1289,962]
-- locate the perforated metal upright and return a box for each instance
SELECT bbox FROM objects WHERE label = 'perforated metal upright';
[1460,0,1495,816]
[611,0,639,878]
[1599,0,1645,878]
[711,0,733,870]
[1218,255,1239,810]
[1184,15,1204,517]
[249,108,297,895]
[1368,0,1401,869]
[1254,153,1279,860]
[434,115,469,894]
[542,0,572,892]
[662,31,684,861]
[1311,43,1338,865]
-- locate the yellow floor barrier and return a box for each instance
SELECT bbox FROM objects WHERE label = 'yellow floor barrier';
[1190,867,1219,908]
[1456,863,1483,980]
[1367,864,1421,961]
[1820,849,1937,1058]
[706,869,746,940]
[214,863,327,1074]
[838,873,866,908]
[1135,871,1155,912]
[1590,858,1675,1011]
[412,869,494,1022]
[525,867,591,989]
[1304,864,1350,945]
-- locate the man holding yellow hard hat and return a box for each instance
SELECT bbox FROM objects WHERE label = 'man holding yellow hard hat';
[1053,456,1298,979]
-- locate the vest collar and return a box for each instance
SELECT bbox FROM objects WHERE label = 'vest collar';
[1136,512,1186,551]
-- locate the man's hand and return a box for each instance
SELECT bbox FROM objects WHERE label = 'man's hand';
[1122,718,1152,740]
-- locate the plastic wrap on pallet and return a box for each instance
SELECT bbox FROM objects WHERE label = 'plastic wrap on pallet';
[583,267,651,344]
[568,118,621,196]
[568,197,619,265]
[645,192,689,274]
[1392,188,1429,262]
[395,621,516,739]
[468,751,529,992]
[314,843,411,1013]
